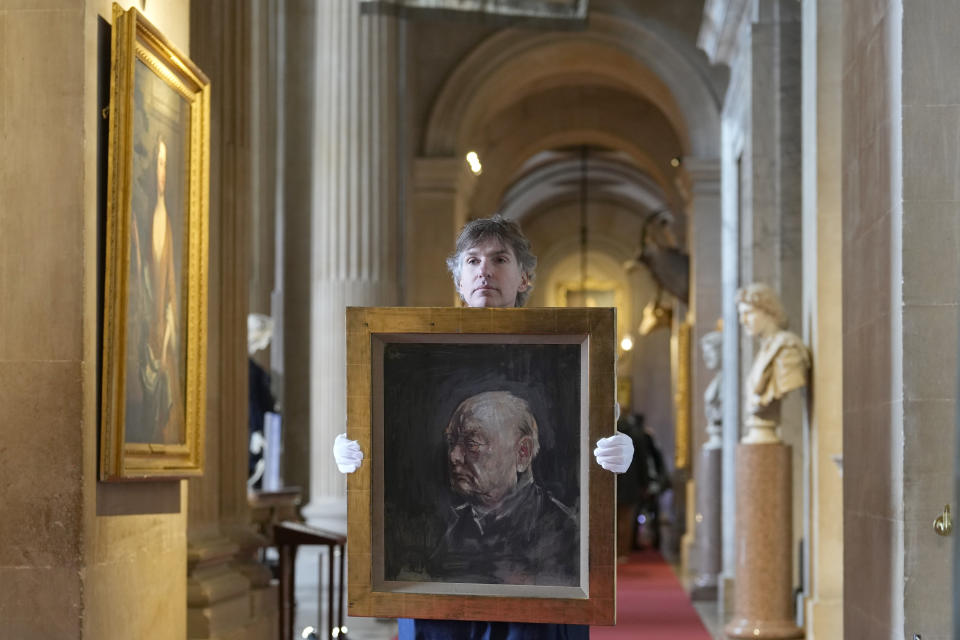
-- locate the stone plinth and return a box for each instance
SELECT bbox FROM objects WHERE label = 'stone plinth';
[690,444,722,600]
[724,443,802,639]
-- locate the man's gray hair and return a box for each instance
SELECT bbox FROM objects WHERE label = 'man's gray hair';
[446,215,537,307]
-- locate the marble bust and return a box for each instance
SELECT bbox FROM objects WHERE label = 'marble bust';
[736,283,810,444]
[700,329,723,448]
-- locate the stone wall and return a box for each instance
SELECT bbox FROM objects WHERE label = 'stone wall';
[899,0,960,635]
[0,1,190,638]
[841,1,902,636]
[843,0,960,637]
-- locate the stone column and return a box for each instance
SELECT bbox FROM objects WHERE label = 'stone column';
[748,0,803,315]
[278,0,317,506]
[687,159,724,458]
[682,158,723,580]
[691,439,723,599]
[304,1,401,520]
[738,0,804,608]
[719,133,742,612]
[249,0,281,373]
[747,0,803,398]
[725,444,803,639]
[187,3,276,638]
[800,0,843,637]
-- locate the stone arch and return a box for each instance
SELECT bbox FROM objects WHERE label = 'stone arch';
[464,85,685,221]
[408,10,721,312]
[422,11,722,160]
[499,153,669,226]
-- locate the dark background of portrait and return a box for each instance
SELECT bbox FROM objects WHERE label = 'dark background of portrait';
[381,341,581,581]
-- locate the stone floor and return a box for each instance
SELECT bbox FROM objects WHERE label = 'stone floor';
[292,547,397,640]
[677,569,728,639]
[691,600,725,639]
[293,557,726,640]
[289,504,398,640]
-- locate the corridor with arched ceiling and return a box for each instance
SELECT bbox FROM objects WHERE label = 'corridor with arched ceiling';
[399,8,725,534]
[5,0,960,638]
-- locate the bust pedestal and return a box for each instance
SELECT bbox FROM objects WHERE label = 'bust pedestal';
[742,415,779,444]
[690,441,722,600]
[724,442,803,639]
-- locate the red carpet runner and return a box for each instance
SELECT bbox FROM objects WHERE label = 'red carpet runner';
[591,550,713,640]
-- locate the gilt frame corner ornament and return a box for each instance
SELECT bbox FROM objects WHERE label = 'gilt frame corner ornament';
[100,4,210,481]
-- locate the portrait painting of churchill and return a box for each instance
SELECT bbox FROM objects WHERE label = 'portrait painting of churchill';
[379,340,583,588]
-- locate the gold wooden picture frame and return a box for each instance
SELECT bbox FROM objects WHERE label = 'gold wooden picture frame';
[346,307,616,625]
[671,321,692,472]
[100,5,210,480]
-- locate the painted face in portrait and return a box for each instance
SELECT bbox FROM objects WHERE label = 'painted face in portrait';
[456,238,529,308]
[445,393,534,508]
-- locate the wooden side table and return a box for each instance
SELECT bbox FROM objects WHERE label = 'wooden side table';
[274,521,347,640]
[249,487,304,536]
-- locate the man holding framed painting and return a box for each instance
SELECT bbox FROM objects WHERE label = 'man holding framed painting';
[335,215,634,639]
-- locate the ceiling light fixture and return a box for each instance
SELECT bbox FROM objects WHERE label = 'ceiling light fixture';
[465,151,482,175]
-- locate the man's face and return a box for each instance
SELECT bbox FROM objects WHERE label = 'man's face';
[445,405,522,507]
[456,238,529,308]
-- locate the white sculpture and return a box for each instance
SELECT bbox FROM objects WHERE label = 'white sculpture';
[700,328,723,449]
[736,283,810,444]
[247,313,274,355]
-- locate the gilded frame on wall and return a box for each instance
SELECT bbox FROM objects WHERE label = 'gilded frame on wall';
[100,4,210,480]
[671,320,692,471]
[346,307,617,625]
[555,278,624,312]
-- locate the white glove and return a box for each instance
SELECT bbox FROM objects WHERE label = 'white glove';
[333,433,364,474]
[593,431,634,473]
